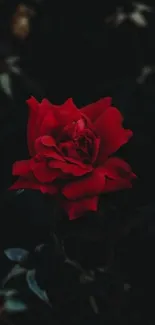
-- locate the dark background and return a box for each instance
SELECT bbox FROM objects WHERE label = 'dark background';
[0,1,155,324]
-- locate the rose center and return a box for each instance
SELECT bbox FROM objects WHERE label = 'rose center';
[59,117,98,164]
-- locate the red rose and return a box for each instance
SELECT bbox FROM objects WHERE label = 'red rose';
[10,96,136,220]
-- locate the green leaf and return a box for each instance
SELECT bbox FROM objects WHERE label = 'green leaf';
[2,265,26,287]
[4,248,29,262]
[26,269,51,306]
[0,289,18,297]
[4,299,27,313]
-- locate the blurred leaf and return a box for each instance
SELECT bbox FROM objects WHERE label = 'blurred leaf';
[15,189,25,196]
[0,73,12,97]
[2,265,26,287]
[4,248,29,262]
[4,299,27,313]
[89,296,99,314]
[130,11,147,27]
[80,270,95,284]
[26,269,51,306]
[0,289,18,297]
[6,56,21,75]
[35,243,46,253]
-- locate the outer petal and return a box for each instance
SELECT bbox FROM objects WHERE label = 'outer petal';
[80,97,112,122]
[103,157,136,192]
[27,97,57,155]
[62,167,106,200]
[9,179,57,195]
[26,96,39,112]
[62,158,136,200]
[12,160,31,176]
[30,160,61,183]
[104,178,132,192]
[38,99,59,135]
[41,98,81,126]
[12,157,61,184]
[95,107,133,163]
[103,157,136,179]
[62,196,99,220]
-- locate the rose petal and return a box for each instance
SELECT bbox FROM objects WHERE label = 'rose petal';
[12,160,31,176]
[40,135,56,147]
[27,97,58,155]
[95,107,133,163]
[92,137,101,163]
[49,160,92,177]
[64,155,93,170]
[26,97,81,156]
[10,179,41,191]
[35,137,92,170]
[35,102,57,141]
[103,157,135,180]
[103,157,136,192]
[104,178,132,192]
[9,178,58,195]
[40,113,59,136]
[81,97,112,122]
[62,196,98,220]
[31,160,61,183]
[26,97,38,112]
[40,184,58,195]
[39,99,59,135]
[59,141,81,161]
[41,98,81,126]
[76,118,85,131]
[62,167,106,200]
[62,158,135,199]
[34,137,64,161]
[12,157,61,184]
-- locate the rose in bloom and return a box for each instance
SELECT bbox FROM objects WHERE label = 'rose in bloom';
[10,96,136,220]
